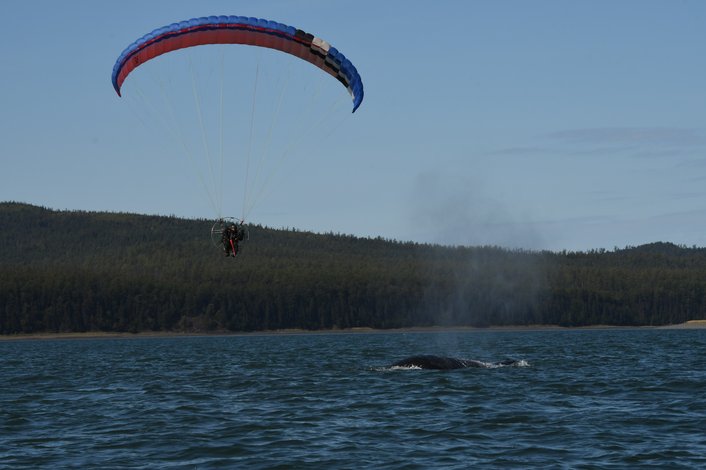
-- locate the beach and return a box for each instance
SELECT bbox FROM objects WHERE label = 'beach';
[2,320,705,341]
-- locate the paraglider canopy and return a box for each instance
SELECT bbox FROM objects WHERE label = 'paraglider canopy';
[111,15,364,112]
[112,16,364,257]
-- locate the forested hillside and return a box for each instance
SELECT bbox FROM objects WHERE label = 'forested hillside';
[2,202,706,334]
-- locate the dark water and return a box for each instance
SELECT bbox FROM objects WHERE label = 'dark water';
[1,329,705,469]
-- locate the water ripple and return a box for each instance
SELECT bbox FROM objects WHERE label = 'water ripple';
[1,330,706,468]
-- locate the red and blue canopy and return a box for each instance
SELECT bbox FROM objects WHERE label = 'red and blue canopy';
[111,16,364,112]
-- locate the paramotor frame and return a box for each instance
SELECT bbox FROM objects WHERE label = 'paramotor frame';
[210,217,249,251]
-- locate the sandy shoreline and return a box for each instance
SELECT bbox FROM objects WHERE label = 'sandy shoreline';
[1,321,705,341]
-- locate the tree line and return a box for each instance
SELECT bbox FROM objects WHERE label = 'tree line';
[1,202,705,334]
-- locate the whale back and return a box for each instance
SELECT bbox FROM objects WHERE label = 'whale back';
[391,355,471,370]
[390,355,523,370]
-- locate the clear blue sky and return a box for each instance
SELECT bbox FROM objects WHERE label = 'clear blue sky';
[2,0,705,251]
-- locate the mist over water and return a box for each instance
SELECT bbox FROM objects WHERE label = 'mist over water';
[2,329,705,469]
[416,244,549,329]
[409,170,550,328]
[411,170,544,250]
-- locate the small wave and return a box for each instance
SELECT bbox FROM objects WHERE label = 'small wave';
[378,356,530,371]
[371,365,421,372]
[483,359,530,369]
[389,365,422,371]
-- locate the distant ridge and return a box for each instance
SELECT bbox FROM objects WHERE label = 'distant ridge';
[2,202,706,334]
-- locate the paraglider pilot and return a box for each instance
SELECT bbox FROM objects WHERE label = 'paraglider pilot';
[222,223,240,257]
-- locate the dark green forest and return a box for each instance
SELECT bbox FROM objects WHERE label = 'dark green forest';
[1,202,706,334]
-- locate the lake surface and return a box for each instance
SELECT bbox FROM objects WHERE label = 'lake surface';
[1,329,705,469]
